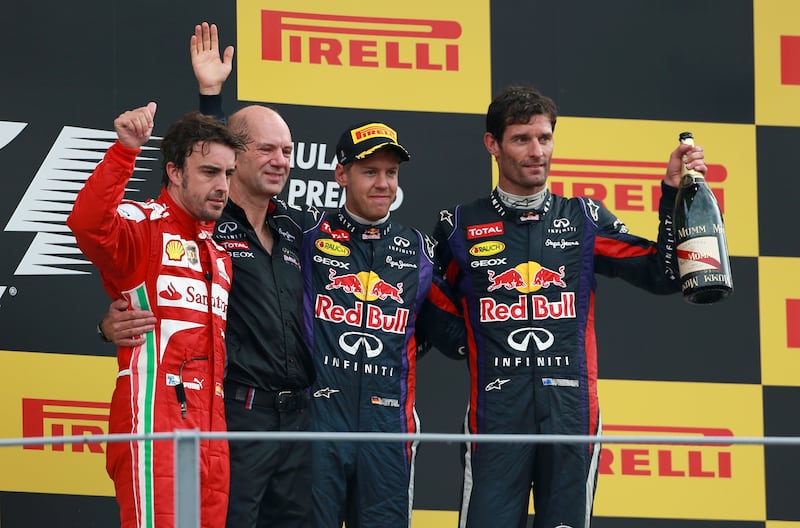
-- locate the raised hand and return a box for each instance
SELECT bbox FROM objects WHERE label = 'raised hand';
[190,22,234,95]
[114,102,157,149]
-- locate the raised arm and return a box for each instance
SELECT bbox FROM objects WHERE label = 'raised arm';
[190,22,234,96]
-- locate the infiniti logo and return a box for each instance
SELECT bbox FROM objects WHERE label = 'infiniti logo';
[507,327,554,352]
[552,218,570,228]
[217,222,238,234]
[393,236,410,247]
[339,332,384,358]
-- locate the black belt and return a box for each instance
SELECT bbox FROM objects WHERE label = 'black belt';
[225,381,308,412]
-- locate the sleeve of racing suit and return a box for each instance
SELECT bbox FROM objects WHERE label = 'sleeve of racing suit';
[591,181,680,294]
[199,93,226,123]
[66,141,146,284]
[416,278,466,360]
[431,207,460,290]
[415,220,467,360]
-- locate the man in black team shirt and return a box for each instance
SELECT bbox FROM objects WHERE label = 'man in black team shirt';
[101,22,314,528]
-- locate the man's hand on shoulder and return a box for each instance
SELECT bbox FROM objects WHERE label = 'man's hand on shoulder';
[100,297,157,347]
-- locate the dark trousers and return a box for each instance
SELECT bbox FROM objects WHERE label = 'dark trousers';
[225,390,312,528]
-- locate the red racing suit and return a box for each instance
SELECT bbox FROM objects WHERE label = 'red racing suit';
[67,141,231,528]
[432,185,679,528]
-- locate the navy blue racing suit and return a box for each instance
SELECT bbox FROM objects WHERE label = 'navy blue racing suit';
[432,185,679,528]
[300,206,463,528]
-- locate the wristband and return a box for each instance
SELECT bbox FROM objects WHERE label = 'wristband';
[97,321,112,343]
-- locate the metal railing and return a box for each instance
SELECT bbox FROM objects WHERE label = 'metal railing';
[2,430,797,527]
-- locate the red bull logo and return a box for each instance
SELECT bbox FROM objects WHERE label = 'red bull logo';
[315,294,409,334]
[326,269,363,294]
[531,265,566,288]
[480,293,577,322]
[485,263,568,293]
[370,279,403,303]
[487,268,525,291]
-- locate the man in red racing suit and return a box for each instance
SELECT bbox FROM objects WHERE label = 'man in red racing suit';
[432,86,707,528]
[67,102,245,528]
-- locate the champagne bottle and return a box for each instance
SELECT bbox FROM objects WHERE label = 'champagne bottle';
[673,132,733,304]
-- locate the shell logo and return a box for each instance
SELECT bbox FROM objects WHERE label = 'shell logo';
[316,239,351,257]
[469,241,505,257]
[165,239,186,261]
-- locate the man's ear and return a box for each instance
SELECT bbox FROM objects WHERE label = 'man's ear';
[334,163,347,187]
[484,132,498,157]
[165,161,182,187]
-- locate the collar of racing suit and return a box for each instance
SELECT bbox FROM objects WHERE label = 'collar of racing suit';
[336,208,394,241]
[489,188,553,224]
[159,188,217,237]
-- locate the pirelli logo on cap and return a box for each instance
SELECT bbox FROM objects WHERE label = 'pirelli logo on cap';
[352,123,397,143]
[237,0,491,113]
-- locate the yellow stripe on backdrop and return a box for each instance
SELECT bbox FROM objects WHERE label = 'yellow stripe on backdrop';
[754,0,800,126]
[759,256,800,385]
[236,0,492,114]
[0,350,116,496]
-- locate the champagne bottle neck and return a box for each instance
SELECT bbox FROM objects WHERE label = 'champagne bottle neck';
[680,135,704,179]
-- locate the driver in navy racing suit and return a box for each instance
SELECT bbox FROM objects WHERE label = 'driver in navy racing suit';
[432,85,708,528]
[301,121,464,528]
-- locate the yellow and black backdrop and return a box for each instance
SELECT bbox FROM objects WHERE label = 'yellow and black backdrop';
[1,1,798,526]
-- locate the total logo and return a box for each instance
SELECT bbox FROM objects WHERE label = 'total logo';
[484,262,566,293]
[325,269,404,303]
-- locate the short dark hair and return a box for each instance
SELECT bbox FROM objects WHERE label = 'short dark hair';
[160,112,247,187]
[486,85,558,142]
